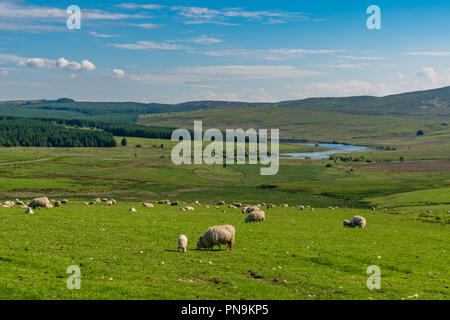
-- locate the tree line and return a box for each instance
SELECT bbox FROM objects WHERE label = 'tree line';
[0,117,116,147]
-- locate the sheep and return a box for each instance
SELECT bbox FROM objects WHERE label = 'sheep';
[218,201,225,206]
[245,210,265,223]
[94,198,101,202]
[25,207,34,214]
[280,204,289,208]
[89,201,96,205]
[61,199,69,204]
[54,201,62,207]
[178,235,188,253]
[110,199,117,205]
[1,200,14,208]
[130,207,137,212]
[194,201,200,205]
[197,225,235,251]
[170,201,181,206]
[28,197,51,209]
[242,205,258,214]
[233,202,242,208]
[185,206,195,211]
[84,202,89,205]
[343,220,355,228]
[15,200,25,206]
[266,204,275,209]
[158,200,170,204]
[298,205,305,211]
[352,216,366,229]
[105,200,114,206]
[143,203,154,208]
[228,205,237,209]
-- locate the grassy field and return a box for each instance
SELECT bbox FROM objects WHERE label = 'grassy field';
[0,202,447,300]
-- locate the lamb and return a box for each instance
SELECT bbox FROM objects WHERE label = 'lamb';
[178,235,188,253]
[197,225,235,251]
[245,210,265,223]
[352,215,366,229]
[28,197,51,209]
[130,207,137,212]
[25,207,34,214]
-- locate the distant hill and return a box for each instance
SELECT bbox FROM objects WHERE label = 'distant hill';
[1,86,449,123]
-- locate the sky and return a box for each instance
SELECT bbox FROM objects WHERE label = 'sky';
[0,0,449,103]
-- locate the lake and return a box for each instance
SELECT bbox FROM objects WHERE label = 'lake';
[281,143,373,160]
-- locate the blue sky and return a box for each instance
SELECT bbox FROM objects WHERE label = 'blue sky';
[0,0,449,103]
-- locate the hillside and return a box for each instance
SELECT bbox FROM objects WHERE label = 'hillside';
[1,86,449,124]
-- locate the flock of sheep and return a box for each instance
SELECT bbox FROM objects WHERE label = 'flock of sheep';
[1,197,367,253]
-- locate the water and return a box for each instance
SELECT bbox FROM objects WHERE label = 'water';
[281,143,373,160]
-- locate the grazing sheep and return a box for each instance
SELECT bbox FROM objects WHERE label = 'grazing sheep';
[28,197,51,209]
[242,205,258,214]
[110,199,117,205]
[54,201,62,207]
[15,200,25,206]
[280,204,289,208]
[94,198,101,202]
[105,200,114,206]
[130,207,137,212]
[143,203,154,208]
[245,210,265,223]
[61,199,69,204]
[178,235,188,253]
[170,201,181,206]
[267,204,275,209]
[233,202,242,208]
[89,201,96,205]
[197,225,235,251]
[218,201,225,206]
[228,205,237,209]
[371,207,376,211]
[102,198,108,202]
[185,206,195,211]
[298,205,305,211]
[25,207,34,214]
[180,208,186,211]
[84,202,89,205]
[343,220,355,228]
[194,201,200,205]
[352,216,366,229]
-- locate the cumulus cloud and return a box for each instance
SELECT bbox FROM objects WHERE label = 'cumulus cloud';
[19,57,95,71]
[89,31,119,38]
[416,67,438,84]
[113,68,126,78]
[190,35,222,44]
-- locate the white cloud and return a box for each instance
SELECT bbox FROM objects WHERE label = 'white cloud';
[110,41,184,50]
[89,31,119,38]
[18,56,95,71]
[0,69,7,77]
[416,67,438,83]
[190,35,222,45]
[200,48,341,61]
[113,68,126,78]
[406,51,450,57]
[117,3,166,10]
[130,65,323,85]
[189,90,240,101]
[130,23,163,29]
[339,56,386,61]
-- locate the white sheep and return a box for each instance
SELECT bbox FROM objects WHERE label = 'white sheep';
[178,235,188,253]
[343,219,355,228]
[245,210,265,223]
[197,225,235,251]
[352,215,366,229]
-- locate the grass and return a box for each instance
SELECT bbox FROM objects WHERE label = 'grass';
[0,202,447,300]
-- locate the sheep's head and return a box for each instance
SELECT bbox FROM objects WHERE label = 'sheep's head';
[196,236,207,249]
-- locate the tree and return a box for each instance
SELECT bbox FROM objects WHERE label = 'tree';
[121,138,127,146]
